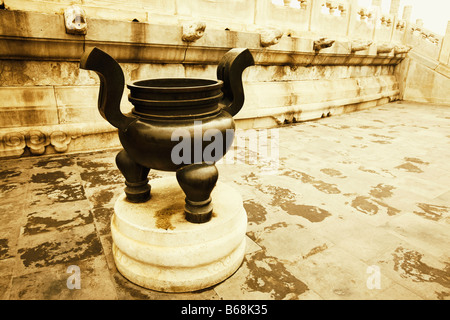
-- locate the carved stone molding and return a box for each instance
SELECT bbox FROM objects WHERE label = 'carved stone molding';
[357,8,373,21]
[0,122,117,158]
[396,20,406,31]
[380,15,392,27]
[325,0,338,14]
[1,130,70,157]
[314,38,335,51]
[182,21,206,42]
[411,25,422,35]
[50,131,72,153]
[299,0,308,10]
[323,1,346,16]
[1,9,410,66]
[377,43,394,54]
[26,130,50,155]
[424,33,440,45]
[351,40,372,53]
[2,132,26,157]
[394,45,411,55]
[409,25,440,45]
[260,29,283,47]
[281,0,308,9]
[64,5,87,35]
[337,3,347,16]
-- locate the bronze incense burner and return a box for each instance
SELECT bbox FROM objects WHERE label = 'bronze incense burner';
[80,47,254,223]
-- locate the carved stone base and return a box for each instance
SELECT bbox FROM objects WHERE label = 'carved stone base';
[111,177,247,292]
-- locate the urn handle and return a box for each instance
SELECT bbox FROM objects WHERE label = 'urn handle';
[217,48,255,117]
[80,47,134,131]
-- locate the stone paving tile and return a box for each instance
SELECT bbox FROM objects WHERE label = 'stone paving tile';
[369,243,450,300]
[383,213,450,261]
[21,200,93,237]
[15,224,103,275]
[371,283,423,300]
[27,157,87,207]
[9,255,117,300]
[284,245,397,300]
[0,101,449,300]
[307,214,404,263]
[213,249,322,300]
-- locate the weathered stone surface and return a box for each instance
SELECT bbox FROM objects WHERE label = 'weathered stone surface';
[0,1,447,164]
[64,5,87,35]
[1,102,450,299]
[401,57,450,104]
[260,28,283,47]
[112,178,248,292]
[0,86,59,129]
[181,20,206,42]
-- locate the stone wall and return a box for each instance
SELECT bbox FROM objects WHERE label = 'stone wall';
[395,21,450,105]
[396,51,450,105]
[0,0,448,158]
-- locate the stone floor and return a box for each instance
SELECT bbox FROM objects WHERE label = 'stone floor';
[0,101,449,300]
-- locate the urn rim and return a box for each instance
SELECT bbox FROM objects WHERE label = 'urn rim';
[127,78,223,93]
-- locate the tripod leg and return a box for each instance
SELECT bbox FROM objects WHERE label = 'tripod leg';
[115,149,151,203]
[176,163,218,223]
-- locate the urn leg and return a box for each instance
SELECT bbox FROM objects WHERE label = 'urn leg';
[116,149,151,203]
[176,163,219,223]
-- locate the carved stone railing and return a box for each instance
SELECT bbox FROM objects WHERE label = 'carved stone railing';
[0,8,408,65]
[2,0,447,62]
[0,123,117,158]
[0,0,448,158]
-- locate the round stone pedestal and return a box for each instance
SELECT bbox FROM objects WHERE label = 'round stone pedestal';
[111,177,247,292]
